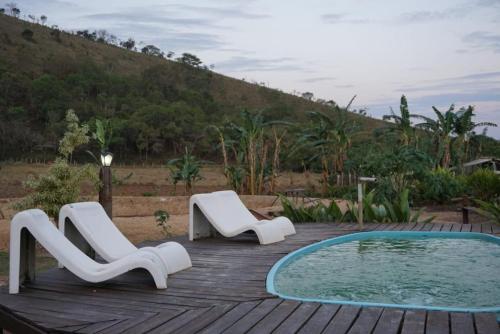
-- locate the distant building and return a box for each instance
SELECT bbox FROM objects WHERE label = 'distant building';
[462,157,500,174]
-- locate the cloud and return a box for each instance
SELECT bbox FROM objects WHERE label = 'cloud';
[462,31,500,53]
[302,76,335,83]
[165,4,270,20]
[216,56,306,72]
[151,32,225,51]
[321,13,370,24]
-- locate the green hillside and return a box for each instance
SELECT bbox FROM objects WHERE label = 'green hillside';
[0,13,388,162]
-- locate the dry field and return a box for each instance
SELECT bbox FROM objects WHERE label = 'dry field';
[0,163,488,286]
[0,163,323,198]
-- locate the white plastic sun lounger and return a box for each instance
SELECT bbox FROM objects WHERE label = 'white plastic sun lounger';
[58,202,192,275]
[189,190,296,245]
[9,209,166,294]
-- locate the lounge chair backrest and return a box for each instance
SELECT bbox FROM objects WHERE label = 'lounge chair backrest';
[13,209,101,273]
[60,202,136,260]
[194,191,257,231]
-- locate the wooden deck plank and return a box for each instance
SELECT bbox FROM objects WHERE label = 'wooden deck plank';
[147,307,213,334]
[372,308,405,334]
[474,313,500,334]
[246,300,301,334]
[322,305,361,334]
[273,302,320,334]
[347,307,383,334]
[426,311,450,334]
[450,312,474,334]
[297,304,340,334]
[0,223,497,334]
[197,301,259,334]
[222,299,282,334]
[401,310,426,334]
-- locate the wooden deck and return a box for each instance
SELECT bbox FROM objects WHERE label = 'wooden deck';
[0,222,499,334]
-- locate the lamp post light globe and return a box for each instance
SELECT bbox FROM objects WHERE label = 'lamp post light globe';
[100,152,113,167]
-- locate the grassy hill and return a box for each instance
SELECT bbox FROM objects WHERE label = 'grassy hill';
[0,13,385,162]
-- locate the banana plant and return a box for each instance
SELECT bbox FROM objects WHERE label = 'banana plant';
[166,147,203,195]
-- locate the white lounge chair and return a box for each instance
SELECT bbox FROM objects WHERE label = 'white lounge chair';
[58,202,192,275]
[189,190,296,245]
[9,209,167,294]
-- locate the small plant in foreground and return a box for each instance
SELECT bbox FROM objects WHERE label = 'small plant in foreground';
[280,195,344,223]
[154,210,171,236]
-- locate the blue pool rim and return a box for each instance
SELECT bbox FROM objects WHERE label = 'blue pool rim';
[266,231,500,313]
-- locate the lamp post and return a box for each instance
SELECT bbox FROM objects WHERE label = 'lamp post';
[357,176,377,230]
[99,151,113,218]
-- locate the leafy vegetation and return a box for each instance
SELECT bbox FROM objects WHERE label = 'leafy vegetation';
[474,199,500,224]
[166,148,203,195]
[154,209,172,236]
[280,196,344,223]
[465,169,500,201]
[14,110,98,218]
[281,189,434,224]
[416,168,465,204]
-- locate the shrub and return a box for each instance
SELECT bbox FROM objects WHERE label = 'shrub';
[474,199,500,223]
[465,169,500,201]
[21,29,34,41]
[14,110,98,219]
[416,168,465,204]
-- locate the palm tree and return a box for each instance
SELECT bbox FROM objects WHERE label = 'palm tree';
[415,105,456,168]
[382,95,419,146]
[454,105,497,165]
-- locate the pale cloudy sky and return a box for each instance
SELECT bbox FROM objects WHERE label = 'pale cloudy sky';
[17,0,500,138]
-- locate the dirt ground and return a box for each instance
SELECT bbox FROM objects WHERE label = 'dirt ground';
[0,163,322,198]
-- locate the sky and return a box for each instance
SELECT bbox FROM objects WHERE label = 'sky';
[16,0,500,138]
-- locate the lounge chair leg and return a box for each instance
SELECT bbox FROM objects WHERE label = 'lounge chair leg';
[19,228,36,285]
[190,204,217,240]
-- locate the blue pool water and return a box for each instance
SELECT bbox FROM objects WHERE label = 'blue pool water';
[267,232,500,312]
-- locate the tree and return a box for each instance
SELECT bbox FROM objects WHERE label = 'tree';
[415,105,456,168]
[177,53,202,67]
[21,29,34,41]
[141,44,163,57]
[120,38,135,50]
[453,105,497,165]
[301,92,314,100]
[5,2,18,17]
[76,30,96,41]
[40,15,47,25]
[0,8,5,14]
[382,95,420,146]
[297,109,356,193]
[28,14,36,22]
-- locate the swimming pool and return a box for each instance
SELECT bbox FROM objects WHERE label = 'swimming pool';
[267,231,500,313]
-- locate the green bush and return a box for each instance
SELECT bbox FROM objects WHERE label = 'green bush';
[465,169,500,200]
[416,168,465,204]
[474,198,500,223]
